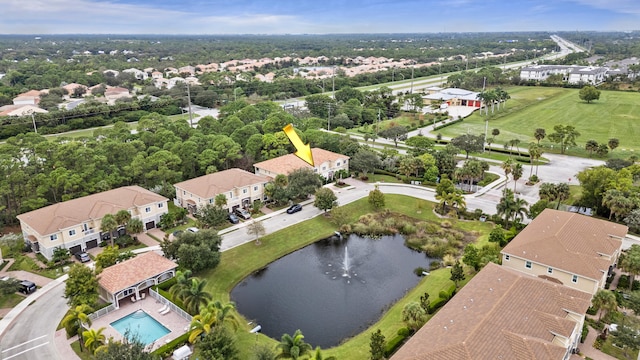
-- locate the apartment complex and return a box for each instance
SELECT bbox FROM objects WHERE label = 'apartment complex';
[253,148,349,180]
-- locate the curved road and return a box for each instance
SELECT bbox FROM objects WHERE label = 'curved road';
[0,283,66,360]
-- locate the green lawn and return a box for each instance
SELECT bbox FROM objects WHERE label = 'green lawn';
[198,195,493,359]
[0,293,24,309]
[436,86,640,158]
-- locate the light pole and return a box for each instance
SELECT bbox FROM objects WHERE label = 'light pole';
[27,109,37,133]
[233,87,240,102]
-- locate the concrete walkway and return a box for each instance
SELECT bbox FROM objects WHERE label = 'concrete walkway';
[581,326,618,360]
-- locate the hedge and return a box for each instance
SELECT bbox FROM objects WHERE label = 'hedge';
[151,332,189,358]
[385,333,409,357]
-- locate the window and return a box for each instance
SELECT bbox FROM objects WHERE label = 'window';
[572,275,578,283]
[145,207,151,213]
[547,267,553,274]
[209,199,213,204]
[243,189,248,194]
[525,261,532,269]
[336,161,341,166]
[322,166,327,171]
[158,203,164,208]
[50,234,58,241]
[229,192,233,199]
[254,186,258,191]
[504,254,510,261]
[183,190,186,195]
[69,229,76,236]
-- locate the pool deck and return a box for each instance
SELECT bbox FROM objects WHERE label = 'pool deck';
[90,290,189,352]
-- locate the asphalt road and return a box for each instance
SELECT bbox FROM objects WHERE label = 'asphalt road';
[0,283,66,360]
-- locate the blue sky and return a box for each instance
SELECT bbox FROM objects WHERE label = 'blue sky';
[2,0,638,34]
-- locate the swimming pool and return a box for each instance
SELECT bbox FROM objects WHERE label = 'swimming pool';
[110,310,170,345]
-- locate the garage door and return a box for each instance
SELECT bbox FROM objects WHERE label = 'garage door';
[69,245,81,255]
[86,239,98,249]
[145,221,155,230]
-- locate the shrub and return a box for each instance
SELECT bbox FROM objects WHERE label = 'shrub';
[397,327,411,337]
[581,323,589,343]
[414,267,428,276]
[439,290,449,299]
[152,332,189,357]
[384,333,409,357]
[429,261,442,271]
[440,220,452,228]
[428,297,448,313]
[586,306,598,316]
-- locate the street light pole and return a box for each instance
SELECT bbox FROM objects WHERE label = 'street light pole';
[410,65,414,94]
[332,66,336,99]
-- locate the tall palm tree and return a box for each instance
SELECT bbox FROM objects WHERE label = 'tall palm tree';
[534,128,546,145]
[277,329,312,360]
[448,191,466,213]
[82,327,107,354]
[619,245,640,290]
[496,189,517,227]
[62,304,93,339]
[592,289,617,324]
[100,213,118,247]
[180,278,213,314]
[512,163,523,193]
[209,300,237,327]
[528,143,542,178]
[114,209,131,229]
[501,158,514,187]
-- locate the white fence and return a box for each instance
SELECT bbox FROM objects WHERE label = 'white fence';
[88,303,118,321]
[149,288,193,322]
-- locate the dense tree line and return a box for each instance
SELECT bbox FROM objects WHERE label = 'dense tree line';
[0,99,365,226]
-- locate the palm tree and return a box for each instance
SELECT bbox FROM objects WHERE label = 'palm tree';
[501,158,514,186]
[619,245,640,290]
[125,218,143,241]
[82,327,107,354]
[188,308,216,343]
[512,163,523,193]
[585,139,599,157]
[115,209,131,228]
[62,304,93,340]
[448,191,466,214]
[534,128,546,145]
[309,346,336,360]
[277,329,312,359]
[208,300,237,327]
[592,289,617,324]
[180,278,213,314]
[528,143,542,178]
[496,189,517,227]
[511,198,529,225]
[169,270,193,300]
[100,213,118,247]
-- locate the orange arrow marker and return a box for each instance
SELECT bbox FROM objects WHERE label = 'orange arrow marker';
[283,124,314,166]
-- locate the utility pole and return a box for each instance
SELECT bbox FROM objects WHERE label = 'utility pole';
[376,109,381,134]
[327,104,332,131]
[185,82,193,127]
[28,110,37,133]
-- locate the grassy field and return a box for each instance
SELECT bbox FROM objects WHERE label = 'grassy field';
[198,194,493,359]
[435,86,640,158]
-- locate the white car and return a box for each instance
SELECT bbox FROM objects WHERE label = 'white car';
[186,227,199,233]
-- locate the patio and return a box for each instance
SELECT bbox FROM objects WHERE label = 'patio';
[89,289,190,352]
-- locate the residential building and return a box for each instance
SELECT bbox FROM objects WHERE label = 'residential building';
[0,104,48,117]
[253,148,349,180]
[390,263,591,360]
[97,251,177,308]
[12,90,43,106]
[501,209,627,295]
[174,168,269,213]
[16,186,168,260]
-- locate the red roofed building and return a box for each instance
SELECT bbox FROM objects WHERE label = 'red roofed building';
[253,148,349,180]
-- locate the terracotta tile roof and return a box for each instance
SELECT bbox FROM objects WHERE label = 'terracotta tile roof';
[17,186,168,236]
[253,148,349,176]
[173,168,268,199]
[390,263,591,360]
[502,209,626,280]
[15,90,42,98]
[98,252,177,294]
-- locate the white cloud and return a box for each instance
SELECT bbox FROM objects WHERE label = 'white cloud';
[567,0,640,15]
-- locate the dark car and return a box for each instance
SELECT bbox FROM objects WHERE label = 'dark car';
[75,252,91,263]
[286,204,303,214]
[228,213,239,224]
[234,208,252,220]
[172,230,184,239]
[19,280,37,294]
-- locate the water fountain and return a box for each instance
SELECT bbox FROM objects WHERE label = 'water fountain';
[342,246,350,278]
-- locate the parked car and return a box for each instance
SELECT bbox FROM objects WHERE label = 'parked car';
[186,227,199,233]
[75,252,91,263]
[228,213,239,224]
[286,204,303,214]
[172,230,184,238]
[19,280,36,294]
[234,208,252,220]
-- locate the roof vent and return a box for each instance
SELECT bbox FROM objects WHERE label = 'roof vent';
[489,288,493,291]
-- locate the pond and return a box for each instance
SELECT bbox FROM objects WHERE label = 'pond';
[231,234,434,348]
